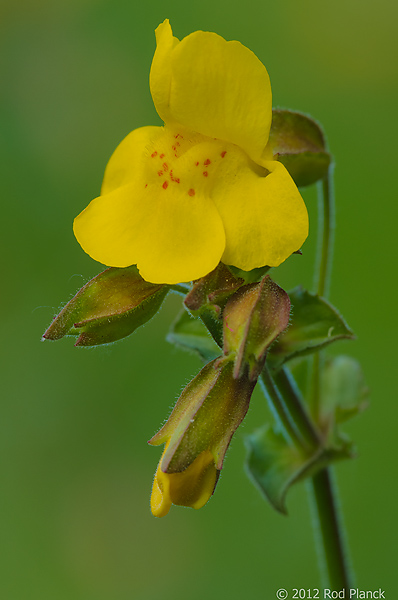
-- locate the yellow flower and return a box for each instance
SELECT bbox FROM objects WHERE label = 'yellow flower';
[74,20,308,284]
[150,443,219,518]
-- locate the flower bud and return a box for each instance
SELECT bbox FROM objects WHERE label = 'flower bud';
[268,109,331,187]
[223,275,291,381]
[149,358,256,516]
[184,263,244,316]
[43,266,168,346]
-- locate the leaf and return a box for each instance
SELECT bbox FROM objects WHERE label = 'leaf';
[268,287,355,370]
[245,424,353,514]
[321,355,369,427]
[167,309,220,362]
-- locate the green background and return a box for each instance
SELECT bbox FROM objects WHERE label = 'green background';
[1,0,396,598]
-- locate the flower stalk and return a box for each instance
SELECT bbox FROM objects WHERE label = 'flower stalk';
[308,165,353,590]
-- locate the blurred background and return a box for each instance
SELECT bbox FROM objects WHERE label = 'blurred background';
[1,0,397,598]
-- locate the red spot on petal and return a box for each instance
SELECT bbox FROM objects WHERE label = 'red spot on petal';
[188,188,195,196]
[203,171,208,177]
[176,178,180,183]
[172,146,176,151]
[145,184,148,188]
[176,141,180,146]
[151,151,158,158]
[163,163,168,171]
[159,153,165,159]
[158,170,163,176]
[163,181,168,189]
[204,158,211,166]
[221,151,227,158]
[195,162,199,166]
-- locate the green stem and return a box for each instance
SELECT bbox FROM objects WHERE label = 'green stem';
[170,283,190,295]
[260,366,306,449]
[309,469,352,590]
[308,166,352,590]
[315,167,335,298]
[273,367,321,450]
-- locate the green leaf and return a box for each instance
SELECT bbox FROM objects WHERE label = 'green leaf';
[167,309,220,361]
[268,287,355,370]
[245,424,353,514]
[321,356,369,427]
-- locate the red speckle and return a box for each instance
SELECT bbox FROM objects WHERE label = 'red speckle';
[151,151,158,158]
[221,151,227,158]
[195,161,199,166]
[176,141,180,146]
[163,163,168,172]
[162,181,168,190]
[159,153,165,159]
[188,189,195,196]
[157,170,163,176]
[204,158,211,166]
[203,171,208,177]
[174,133,183,139]
[175,178,180,183]
[172,146,176,151]
[145,184,148,188]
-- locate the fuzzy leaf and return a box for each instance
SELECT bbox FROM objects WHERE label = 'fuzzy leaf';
[245,424,353,514]
[167,310,220,361]
[268,287,355,370]
[321,355,369,428]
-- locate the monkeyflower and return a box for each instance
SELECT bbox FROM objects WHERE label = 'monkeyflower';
[73,20,308,284]
[149,359,256,517]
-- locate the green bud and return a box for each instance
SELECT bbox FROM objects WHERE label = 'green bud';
[184,263,244,316]
[268,109,331,187]
[43,266,168,346]
[149,358,256,474]
[223,276,291,381]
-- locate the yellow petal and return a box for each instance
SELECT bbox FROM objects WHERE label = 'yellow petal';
[151,446,218,517]
[150,21,272,163]
[101,126,161,196]
[150,19,180,125]
[74,180,225,285]
[212,159,309,270]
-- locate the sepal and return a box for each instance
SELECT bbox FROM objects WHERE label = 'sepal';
[184,263,244,316]
[223,276,291,380]
[268,109,331,187]
[43,266,168,346]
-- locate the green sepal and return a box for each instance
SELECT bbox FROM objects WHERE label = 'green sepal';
[227,265,271,284]
[245,424,353,515]
[268,109,331,187]
[167,309,220,362]
[184,263,244,317]
[43,266,169,346]
[268,287,355,371]
[320,355,369,432]
[150,359,256,473]
[223,276,291,381]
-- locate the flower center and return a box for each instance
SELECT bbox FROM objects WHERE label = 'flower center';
[145,127,233,198]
